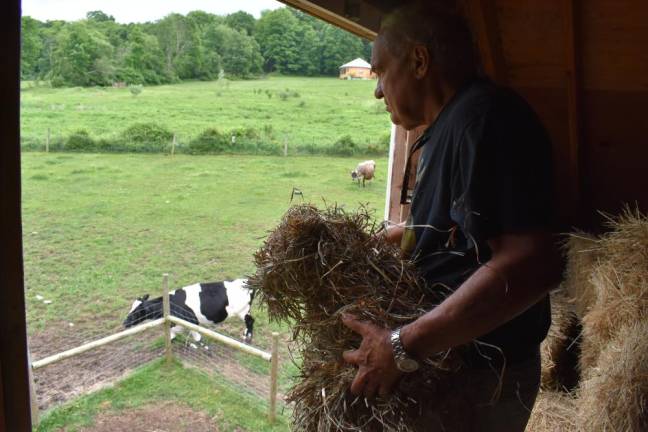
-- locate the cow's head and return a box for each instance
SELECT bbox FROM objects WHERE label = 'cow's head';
[123,294,151,328]
[351,170,359,180]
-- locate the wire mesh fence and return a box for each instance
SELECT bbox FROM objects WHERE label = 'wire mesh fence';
[27,275,281,422]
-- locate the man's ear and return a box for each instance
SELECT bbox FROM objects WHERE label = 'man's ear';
[411,45,430,79]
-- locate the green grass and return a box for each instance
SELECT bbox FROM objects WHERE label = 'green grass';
[20,77,390,152]
[23,152,386,429]
[36,359,291,432]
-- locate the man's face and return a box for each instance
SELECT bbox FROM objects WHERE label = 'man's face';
[371,35,424,130]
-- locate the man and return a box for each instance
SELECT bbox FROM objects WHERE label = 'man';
[341,3,562,431]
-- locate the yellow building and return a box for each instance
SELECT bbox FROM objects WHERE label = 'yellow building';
[339,58,375,79]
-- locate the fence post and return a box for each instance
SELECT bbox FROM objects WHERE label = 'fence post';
[269,332,279,423]
[27,350,40,427]
[46,127,50,153]
[163,273,172,364]
[283,138,288,157]
[171,134,176,156]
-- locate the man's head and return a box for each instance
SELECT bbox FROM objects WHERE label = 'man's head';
[372,2,477,130]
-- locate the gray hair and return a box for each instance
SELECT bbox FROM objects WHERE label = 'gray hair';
[379,2,479,85]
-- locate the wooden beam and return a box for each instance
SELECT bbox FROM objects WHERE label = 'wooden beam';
[168,316,272,361]
[563,0,582,222]
[278,0,378,40]
[468,0,507,84]
[0,0,32,429]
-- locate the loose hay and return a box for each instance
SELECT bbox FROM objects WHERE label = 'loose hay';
[526,390,578,432]
[578,320,648,432]
[562,233,600,318]
[249,205,464,432]
[540,289,580,391]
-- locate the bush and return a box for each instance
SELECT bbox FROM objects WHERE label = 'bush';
[188,128,230,154]
[129,84,143,97]
[120,123,173,152]
[65,129,96,151]
[328,135,358,156]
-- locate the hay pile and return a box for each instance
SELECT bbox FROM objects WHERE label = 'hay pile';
[249,205,462,432]
[532,206,648,431]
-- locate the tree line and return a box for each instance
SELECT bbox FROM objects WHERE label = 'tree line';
[21,8,372,86]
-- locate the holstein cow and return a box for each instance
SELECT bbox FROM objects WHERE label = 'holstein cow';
[351,160,376,187]
[123,279,255,343]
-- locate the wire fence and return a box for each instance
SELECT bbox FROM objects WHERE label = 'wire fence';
[27,274,281,426]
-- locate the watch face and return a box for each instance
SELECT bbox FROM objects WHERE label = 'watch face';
[398,358,420,373]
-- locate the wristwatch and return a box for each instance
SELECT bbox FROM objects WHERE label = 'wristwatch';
[390,327,420,373]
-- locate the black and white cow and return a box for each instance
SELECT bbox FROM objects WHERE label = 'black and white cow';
[123,278,255,343]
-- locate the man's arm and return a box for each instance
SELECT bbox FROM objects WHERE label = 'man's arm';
[342,229,562,398]
[400,229,561,358]
[381,222,405,245]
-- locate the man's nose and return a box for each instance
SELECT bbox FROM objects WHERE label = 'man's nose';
[374,79,384,99]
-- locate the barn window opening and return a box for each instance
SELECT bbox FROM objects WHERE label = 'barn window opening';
[20,1,392,429]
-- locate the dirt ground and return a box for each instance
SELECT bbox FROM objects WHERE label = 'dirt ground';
[76,401,221,432]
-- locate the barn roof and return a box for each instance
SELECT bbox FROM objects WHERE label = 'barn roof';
[339,58,371,69]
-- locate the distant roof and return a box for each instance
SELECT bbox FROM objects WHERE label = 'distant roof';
[339,58,371,69]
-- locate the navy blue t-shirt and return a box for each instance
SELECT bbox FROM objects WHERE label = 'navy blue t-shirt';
[401,78,553,363]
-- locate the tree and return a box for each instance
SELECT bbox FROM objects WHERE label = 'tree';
[319,26,366,75]
[152,13,205,80]
[21,17,43,79]
[86,11,115,22]
[204,25,261,78]
[118,26,169,84]
[255,8,303,74]
[50,22,115,86]
[225,11,255,36]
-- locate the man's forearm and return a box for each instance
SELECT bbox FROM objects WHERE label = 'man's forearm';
[400,232,561,359]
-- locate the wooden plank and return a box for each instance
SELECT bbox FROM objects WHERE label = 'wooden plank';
[563,0,583,222]
[387,125,408,223]
[0,0,32,429]
[468,0,507,84]
[168,316,272,361]
[162,273,172,364]
[278,0,378,40]
[268,332,280,422]
[32,319,166,370]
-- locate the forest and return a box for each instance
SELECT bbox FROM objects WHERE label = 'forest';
[21,8,373,86]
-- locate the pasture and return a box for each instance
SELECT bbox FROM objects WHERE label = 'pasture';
[20,77,391,153]
[22,152,388,430]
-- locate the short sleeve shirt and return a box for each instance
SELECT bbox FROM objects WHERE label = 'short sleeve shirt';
[401,78,553,359]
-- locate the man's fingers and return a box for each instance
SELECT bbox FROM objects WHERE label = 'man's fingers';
[341,313,371,336]
[364,379,379,400]
[378,381,394,398]
[349,370,368,396]
[342,349,361,365]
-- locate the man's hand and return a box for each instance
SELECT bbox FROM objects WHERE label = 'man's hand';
[341,314,403,398]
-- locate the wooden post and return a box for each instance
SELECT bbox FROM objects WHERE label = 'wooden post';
[171,134,176,156]
[269,332,279,423]
[27,350,39,427]
[45,128,50,153]
[162,273,172,364]
[283,137,288,157]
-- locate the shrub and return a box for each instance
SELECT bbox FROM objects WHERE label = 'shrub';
[188,128,230,154]
[328,135,358,156]
[65,129,96,151]
[129,84,143,97]
[120,123,173,152]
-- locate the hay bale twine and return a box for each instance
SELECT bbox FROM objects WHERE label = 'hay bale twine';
[577,320,648,432]
[526,390,578,432]
[541,289,580,391]
[562,233,600,318]
[250,205,465,432]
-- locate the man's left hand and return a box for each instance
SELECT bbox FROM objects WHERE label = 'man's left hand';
[341,313,403,398]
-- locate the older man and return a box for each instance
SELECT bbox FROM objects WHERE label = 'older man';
[341,3,562,431]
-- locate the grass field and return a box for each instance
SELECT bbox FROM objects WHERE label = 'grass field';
[23,152,388,430]
[21,76,391,152]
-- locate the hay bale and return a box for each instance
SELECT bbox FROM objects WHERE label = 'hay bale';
[578,320,648,432]
[526,390,578,432]
[578,208,648,374]
[250,205,464,432]
[562,233,600,318]
[541,289,580,391]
